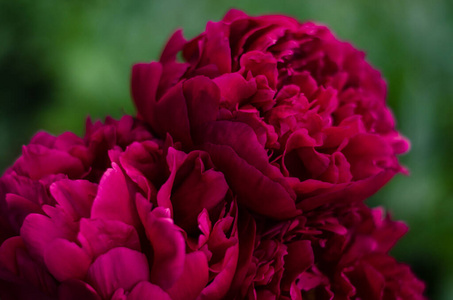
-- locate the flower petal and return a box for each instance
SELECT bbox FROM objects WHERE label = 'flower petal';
[203,142,297,219]
[91,164,140,228]
[50,179,98,220]
[141,206,185,290]
[87,247,149,299]
[58,279,101,300]
[20,211,76,263]
[78,218,141,258]
[44,239,91,282]
[166,251,209,300]
[128,281,172,300]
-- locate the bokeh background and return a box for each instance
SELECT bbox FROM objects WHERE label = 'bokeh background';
[1,0,452,298]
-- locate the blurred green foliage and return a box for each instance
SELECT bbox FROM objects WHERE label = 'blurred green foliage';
[1,0,452,298]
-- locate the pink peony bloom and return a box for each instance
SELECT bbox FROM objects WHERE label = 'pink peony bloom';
[0,116,244,299]
[132,9,409,218]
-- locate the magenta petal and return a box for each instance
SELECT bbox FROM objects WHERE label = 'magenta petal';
[143,207,185,290]
[201,21,232,74]
[58,279,101,300]
[295,170,395,211]
[78,218,141,258]
[91,164,140,228]
[111,289,127,300]
[87,247,149,299]
[222,8,248,22]
[239,51,278,89]
[20,212,76,263]
[119,141,162,196]
[135,76,192,146]
[50,179,98,220]
[200,243,239,299]
[346,262,385,300]
[171,151,229,232]
[183,76,220,140]
[166,251,209,300]
[15,246,57,296]
[156,147,187,213]
[225,208,256,299]
[128,281,172,300]
[44,238,91,282]
[160,30,187,63]
[17,144,86,180]
[0,236,25,274]
[213,73,257,108]
[131,62,162,122]
[371,209,408,253]
[342,133,394,180]
[5,193,43,232]
[201,121,282,179]
[281,240,314,291]
[203,142,298,219]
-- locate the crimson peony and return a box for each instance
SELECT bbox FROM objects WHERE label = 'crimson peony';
[132,9,409,218]
[0,9,425,300]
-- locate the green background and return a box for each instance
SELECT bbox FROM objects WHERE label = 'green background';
[1,1,452,298]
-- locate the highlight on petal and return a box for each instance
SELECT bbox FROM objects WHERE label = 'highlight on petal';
[128,281,172,300]
[91,163,140,228]
[87,247,149,299]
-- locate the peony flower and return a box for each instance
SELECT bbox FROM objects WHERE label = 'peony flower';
[132,9,409,218]
[0,9,426,300]
[0,116,246,299]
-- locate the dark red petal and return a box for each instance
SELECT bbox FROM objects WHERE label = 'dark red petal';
[203,142,298,219]
[183,76,220,142]
[131,62,162,123]
[171,151,229,232]
[136,194,185,290]
[224,208,256,299]
[58,280,101,300]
